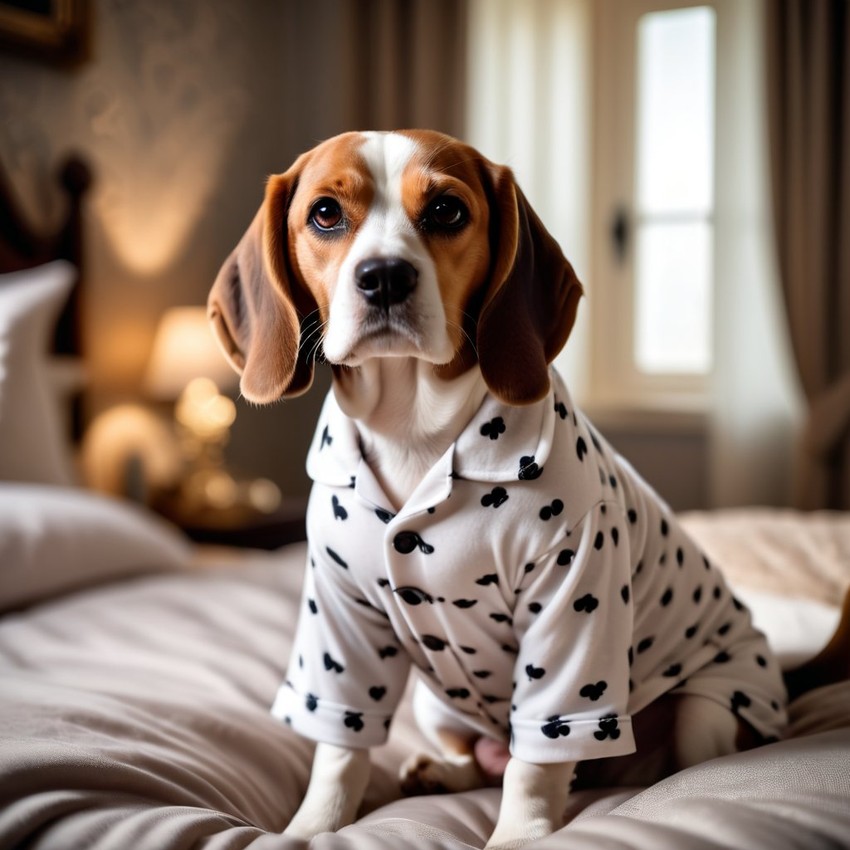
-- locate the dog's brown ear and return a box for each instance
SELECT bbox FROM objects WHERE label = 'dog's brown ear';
[476,165,583,405]
[207,170,318,403]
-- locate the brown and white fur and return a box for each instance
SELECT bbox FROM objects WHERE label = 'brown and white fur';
[207,130,801,848]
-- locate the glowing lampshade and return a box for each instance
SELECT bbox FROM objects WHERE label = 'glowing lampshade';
[144,306,237,400]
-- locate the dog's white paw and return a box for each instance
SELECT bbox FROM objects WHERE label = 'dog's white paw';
[484,816,558,849]
[399,751,482,796]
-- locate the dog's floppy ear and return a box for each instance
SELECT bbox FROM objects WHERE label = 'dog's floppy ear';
[476,165,583,405]
[207,169,318,403]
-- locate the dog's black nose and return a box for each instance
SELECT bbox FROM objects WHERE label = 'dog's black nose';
[355,257,418,311]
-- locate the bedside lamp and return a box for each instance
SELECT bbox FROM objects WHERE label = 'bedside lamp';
[145,306,237,402]
[144,307,279,514]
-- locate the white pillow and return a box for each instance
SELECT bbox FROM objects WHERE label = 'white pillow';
[731,584,841,669]
[0,483,191,611]
[0,261,77,485]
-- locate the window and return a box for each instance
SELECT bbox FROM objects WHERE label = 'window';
[634,7,715,375]
[592,0,718,408]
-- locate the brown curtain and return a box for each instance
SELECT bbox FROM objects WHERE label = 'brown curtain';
[282,0,467,154]
[346,0,468,134]
[765,0,850,509]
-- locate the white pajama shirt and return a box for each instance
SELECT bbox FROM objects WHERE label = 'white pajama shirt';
[272,369,787,764]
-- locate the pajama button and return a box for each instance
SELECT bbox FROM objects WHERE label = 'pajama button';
[393,531,418,553]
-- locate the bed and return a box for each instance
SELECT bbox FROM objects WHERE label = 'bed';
[2,156,850,850]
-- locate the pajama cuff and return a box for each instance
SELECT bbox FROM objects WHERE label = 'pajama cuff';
[271,682,392,750]
[510,714,636,764]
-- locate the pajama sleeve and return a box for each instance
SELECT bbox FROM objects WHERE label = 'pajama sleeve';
[271,545,411,748]
[508,500,637,764]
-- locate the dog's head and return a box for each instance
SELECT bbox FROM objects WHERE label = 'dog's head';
[208,130,583,406]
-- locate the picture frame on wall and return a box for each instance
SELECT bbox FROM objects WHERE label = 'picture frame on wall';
[0,0,89,66]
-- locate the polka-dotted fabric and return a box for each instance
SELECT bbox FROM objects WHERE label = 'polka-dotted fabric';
[271,369,787,764]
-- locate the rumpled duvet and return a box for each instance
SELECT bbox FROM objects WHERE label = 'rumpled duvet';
[1,492,849,850]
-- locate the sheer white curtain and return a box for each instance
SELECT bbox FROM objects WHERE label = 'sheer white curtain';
[465,0,802,508]
[465,0,592,401]
[710,0,802,507]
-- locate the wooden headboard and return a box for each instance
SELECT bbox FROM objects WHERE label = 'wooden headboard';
[0,154,93,436]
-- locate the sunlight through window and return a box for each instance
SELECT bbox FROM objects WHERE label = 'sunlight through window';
[634,6,716,375]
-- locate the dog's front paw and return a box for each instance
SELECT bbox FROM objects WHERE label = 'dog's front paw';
[399,751,483,796]
[484,816,558,849]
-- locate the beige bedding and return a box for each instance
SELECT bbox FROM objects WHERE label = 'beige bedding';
[1,487,849,850]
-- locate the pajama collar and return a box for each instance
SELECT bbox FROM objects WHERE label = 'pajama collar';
[306,373,560,514]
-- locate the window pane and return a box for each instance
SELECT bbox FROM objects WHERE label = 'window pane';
[636,7,716,215]
[635,221,712,374]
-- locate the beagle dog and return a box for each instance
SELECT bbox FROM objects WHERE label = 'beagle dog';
[208,130,787,849]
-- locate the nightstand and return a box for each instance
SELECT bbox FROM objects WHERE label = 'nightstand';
[155,495,308,550]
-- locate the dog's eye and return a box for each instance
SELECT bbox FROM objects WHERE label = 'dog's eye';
[309,198,344,232]
[423,196,469,232]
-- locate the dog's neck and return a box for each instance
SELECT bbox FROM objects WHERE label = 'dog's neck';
[332,360,488,511]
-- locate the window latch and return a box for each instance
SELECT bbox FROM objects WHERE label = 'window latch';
[611,206,630,264]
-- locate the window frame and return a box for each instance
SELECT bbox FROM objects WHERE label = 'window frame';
[590,0,721,412]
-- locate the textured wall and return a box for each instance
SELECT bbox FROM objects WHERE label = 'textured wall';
[0,1,323,494]
[0,0,287,391]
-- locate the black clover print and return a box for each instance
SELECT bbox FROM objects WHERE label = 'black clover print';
[539,499,564,520]
[594,715,620,741]
[541,716,571,739]
[573,593,599,613]
[580,681,608,701]
[480,416,506,440]
[320,425,332,449]
[344,711,364,732]
[518,456,543,480]
[481,487,509,508]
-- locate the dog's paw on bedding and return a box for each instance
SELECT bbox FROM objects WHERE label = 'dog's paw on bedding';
[399,751,485,796]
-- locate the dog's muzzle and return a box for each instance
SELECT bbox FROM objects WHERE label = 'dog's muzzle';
[355,257,418,314]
